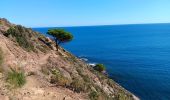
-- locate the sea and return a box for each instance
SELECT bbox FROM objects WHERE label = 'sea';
[33,23,170,100]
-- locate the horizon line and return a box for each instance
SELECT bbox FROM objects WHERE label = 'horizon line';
[32,22,170,28]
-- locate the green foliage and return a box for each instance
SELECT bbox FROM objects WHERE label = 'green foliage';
[82,74,91,83]
[5,25,34,51]
[47,29,73,50]
[6,69,26,88]
[47,29,73,43]
[89,91,99,100]
[50,69,70,86]
[16,36,34,51]
[76,66,91,83]
[107,79,115,87]
[88,88,111,100]
[94,64,105,72]
[70,78,85,93]
[114,92,133,100]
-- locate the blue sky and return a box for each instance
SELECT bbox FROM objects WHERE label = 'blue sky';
[1,0,170,27]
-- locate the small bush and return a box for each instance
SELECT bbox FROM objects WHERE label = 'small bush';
[16,36,34,51]
[89,91,99,100]
[5,26,35,51]
[82,75,91,83]
[70,78,87,93]
[76,67,91,83]
[94,64,105,72]
[50,69,70,86]
[6,69,26,88]
[114,92,132,100]
[107,79,116,88]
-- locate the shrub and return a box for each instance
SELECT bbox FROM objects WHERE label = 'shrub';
[89,91,99,100]
[6,69,26,88]
[94,64,105,72]
[70,78,86,93]
[88,90,111,100]
[5,26,35,51]
[107,79,116,88]
[50,69,70,86]
[114,92,133,100]
[16,36,34,51]
[82,74,91,83]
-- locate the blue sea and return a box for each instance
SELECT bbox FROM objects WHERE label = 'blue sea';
[34,23,170,100]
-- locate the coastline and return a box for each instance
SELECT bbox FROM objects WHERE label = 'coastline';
[80,57,140,100]
[0,18,140,99]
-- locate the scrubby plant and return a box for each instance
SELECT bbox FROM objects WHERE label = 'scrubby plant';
[88,88,112,100]
[107,79,116,88]
[82,74,91,83]
[89,91,99,100]
[76,67,91,83]
[47,29,73,51]
[50,69,70,86]
[6,69,26,88]
[5,26,35,51]
[114,92,133,100]
[94,64,106,72]
[70,78,87,93]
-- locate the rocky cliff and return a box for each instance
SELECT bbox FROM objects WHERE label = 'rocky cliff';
[0,18,139,100]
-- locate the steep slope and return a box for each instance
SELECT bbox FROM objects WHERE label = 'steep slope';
[0,18,14,32]
[0,18,139,100]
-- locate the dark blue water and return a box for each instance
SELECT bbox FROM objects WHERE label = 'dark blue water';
[34,23,170,100]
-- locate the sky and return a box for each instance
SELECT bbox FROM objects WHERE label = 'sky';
[1,0,170,27]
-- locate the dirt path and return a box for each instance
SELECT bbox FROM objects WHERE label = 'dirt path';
[38,53,52,65]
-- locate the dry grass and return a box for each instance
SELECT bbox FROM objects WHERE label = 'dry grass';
[6,68,26,88]
[50,69,71,87]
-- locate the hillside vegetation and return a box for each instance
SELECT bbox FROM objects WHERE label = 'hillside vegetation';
[0,18,138,100]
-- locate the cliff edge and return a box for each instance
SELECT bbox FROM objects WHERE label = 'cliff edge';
[0,18,139,100]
